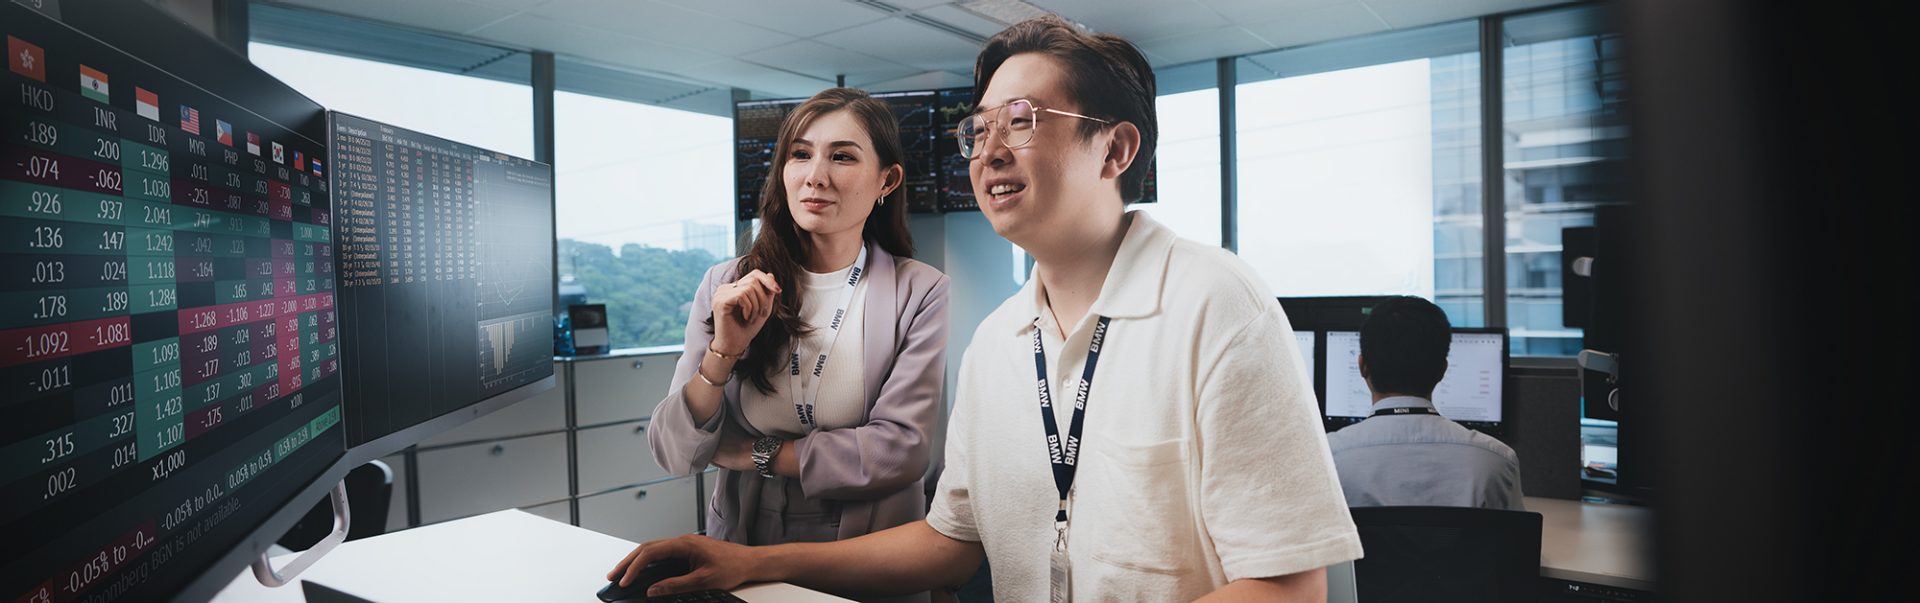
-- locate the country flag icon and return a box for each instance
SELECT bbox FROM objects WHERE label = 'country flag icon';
[311,158,324,178]
[135,87,160,121]
[294,151,305,170]
[8,35,44,82]
[79,64,109,103]
[272,142,284,164]
[247,132,260,155]
[180,105,201,134]
[217,120,233,146]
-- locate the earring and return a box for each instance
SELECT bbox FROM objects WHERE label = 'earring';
[877,197,885,206]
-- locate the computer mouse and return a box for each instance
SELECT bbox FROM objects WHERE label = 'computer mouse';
[598,557,692,602]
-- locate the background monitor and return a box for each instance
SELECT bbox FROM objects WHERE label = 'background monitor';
[327,112,556,455]
[1323,329,1508,434]
[2,2,348,600]
[1278,296,1397,332]
[731,97,799,221]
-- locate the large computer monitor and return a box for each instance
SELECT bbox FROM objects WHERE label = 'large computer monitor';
[2,2,349,600]
[1323,328,1508,434]
[327,112,556,457]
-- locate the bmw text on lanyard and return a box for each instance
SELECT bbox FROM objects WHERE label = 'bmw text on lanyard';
[1371,406,1440,418]
[787,244,868,430]
[1033,315,1110,603]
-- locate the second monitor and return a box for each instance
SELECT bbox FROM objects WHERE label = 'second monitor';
[1322,328,1507,434]
[328,112,555,453]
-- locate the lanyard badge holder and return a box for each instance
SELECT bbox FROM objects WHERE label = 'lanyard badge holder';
[1033,316,1111,603]
[786,245,868,430]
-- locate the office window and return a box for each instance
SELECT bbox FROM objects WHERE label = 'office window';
[1147,61,1221,247]
[248,43,535,159]
[555,84,733,350]
[1232,22,1480,325]
[1501,5,1628,356]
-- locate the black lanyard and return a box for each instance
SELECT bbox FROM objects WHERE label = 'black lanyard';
[1033,316,1111,525]
[1371,406,1440,418]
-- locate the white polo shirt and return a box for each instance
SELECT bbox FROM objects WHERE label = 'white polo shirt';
[928,212,1363,601]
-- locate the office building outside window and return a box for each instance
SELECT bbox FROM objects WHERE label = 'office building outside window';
[1501,5,1629,356]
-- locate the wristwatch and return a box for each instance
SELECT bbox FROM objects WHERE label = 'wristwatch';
[751,436,783,478]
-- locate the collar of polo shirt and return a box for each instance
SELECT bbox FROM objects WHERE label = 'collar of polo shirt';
[1015,210,1177,334]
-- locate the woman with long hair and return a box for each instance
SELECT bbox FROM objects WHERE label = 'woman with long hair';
[646,88,949,570]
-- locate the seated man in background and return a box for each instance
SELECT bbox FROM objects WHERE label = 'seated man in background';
[1327,296,1524,510]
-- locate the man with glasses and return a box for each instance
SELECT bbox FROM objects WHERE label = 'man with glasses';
[610,16,1361,601]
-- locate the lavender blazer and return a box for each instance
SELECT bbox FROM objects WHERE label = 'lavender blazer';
[648,243,949,546]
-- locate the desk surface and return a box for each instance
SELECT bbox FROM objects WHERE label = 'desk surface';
[1525,496,1654,592]
[212,509,849,602]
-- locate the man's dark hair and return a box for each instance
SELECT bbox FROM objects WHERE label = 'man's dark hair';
[1360,296,1453,397]
[974,15,1157,202]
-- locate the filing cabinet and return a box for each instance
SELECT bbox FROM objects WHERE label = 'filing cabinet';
[416,432,569,523]
[386,349,708,544]
[578,477,700,545]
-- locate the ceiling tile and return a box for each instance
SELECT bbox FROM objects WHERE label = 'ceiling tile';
[1194,0,1354,24]
[816,17,981,72]
[915,5,1013,37]
[697,59,835,97]
[538,0,798,55]
[1241,1,1389,48]
[1073,3,1231,43]
[654,0,891,38]
[1134,25,1274,65]
[1361,0,1544,29]
[739,39,918,82]
[471,14,725,73]
[857,70,973,93]
[276,0,524,34]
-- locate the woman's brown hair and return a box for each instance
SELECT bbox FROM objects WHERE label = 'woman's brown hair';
[727,87,914,393]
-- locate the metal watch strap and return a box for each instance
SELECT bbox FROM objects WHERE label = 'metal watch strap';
[751,436,782,478]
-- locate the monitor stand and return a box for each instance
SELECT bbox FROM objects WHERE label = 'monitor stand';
[252,481,351,587]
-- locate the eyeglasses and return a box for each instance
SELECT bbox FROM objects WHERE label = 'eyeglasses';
[956,99,1112,160]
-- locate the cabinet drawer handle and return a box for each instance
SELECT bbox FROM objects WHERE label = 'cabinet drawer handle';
[634,424,647,435]
[632,360,644,370]
[633,489,648,500]
[489,444,505,456]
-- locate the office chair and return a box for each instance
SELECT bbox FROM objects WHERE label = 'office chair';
[278,460,394,551]
[1348,506,1543,603]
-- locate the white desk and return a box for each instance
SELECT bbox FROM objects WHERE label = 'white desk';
[1525,496,1655,592]
[212,509,849,602]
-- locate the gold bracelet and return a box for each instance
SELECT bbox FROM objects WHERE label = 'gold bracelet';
[707,343,745,361]
[695,367,726,388]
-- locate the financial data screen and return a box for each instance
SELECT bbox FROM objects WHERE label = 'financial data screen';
[935,89,977,212]
[329,112,553,448]
[1324,331,1505,423]
[871,90,938,214]
[2,5,344,600]
[732,98,798,221]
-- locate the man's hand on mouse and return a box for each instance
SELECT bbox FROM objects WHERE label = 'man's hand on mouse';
[606,534,757,597]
